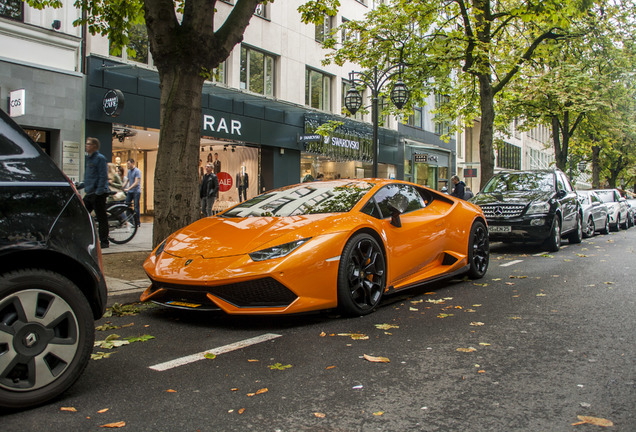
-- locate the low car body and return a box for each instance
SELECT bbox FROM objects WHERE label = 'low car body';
[0,109,107,409]
[594,189,629,231]
[470,169,582,251]
[576,190,610,237]
[142,179,489,317]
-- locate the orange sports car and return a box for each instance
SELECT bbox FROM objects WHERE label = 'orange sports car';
[141,179,489,316]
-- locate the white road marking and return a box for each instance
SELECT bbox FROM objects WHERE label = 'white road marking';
[500,259,524,267]
[149,333,282,372]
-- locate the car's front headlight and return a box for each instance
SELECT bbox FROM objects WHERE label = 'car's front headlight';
[526,201,550,215]
[249,238,311,261]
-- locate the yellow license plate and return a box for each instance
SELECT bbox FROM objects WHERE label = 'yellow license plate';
[166,301,202,308]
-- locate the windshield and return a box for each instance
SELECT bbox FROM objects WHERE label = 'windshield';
[595,190,616,203]
[482,172,554,193]
[221,181,374,217]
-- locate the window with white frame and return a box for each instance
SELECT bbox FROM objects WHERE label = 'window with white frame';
[408,106,423,129]
[240,45,275,97]
[315,14,332,43]
[254,2,268,19]
[306,68,331,111]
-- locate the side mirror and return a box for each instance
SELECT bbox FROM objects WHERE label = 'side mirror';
[556,190,567,199]
[387,194,409,228]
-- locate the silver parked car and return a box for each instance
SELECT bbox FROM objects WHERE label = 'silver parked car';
[626,198,636,227]
[577,190,610,237]
[594,189,629,231]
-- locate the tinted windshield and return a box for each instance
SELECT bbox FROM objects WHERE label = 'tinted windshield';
[221,181,374,217]
[483,172,554,193]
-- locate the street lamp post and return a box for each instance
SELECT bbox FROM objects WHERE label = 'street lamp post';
[344,63,410,178]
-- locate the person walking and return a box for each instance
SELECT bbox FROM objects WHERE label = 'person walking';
[83,137,110,248]
[123,158,142,227]
[450,175,467,200]
[200,163,219,217]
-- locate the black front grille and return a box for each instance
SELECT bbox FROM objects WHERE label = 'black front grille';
[152,277,297,308]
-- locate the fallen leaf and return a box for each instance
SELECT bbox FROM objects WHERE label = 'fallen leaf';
[247,359,259,362]
[97,408,109,414]
[409,307,418,311]
[465,309,477,313]
[375,323,399,330]
[572,416,614,427]
[510,316,522,320]
[247,388,269,397]
[125,334,155,343]
[437,313,454,318]
[473,283,488,286]
[204,353,217,360]
[230,388,239,391]
[268,363,292,370]
[238,408,246,415]
[95,324,119,331]
[363,354,390,363]
[99,421,126,428]
[470,322,485,326]
[491,278,502,281]
[505,282,515,286]
[91,352,115,360]
[326,365,336,370]
[479,342,491,346]
[314,412,326,418]
[373,411,384,416]
[411,300,423,304]
[456,347,477,353]
[477,370,486,374]
[319,331,326,337]
[576,253,588,257]
[426,299,445,304]
[536,293,547,297]
[61,407,77,412]
[166,389,177,393]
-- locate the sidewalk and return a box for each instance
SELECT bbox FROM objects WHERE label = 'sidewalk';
[102,222,153,306]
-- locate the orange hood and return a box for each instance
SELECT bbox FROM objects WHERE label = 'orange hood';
[162,213,350,259]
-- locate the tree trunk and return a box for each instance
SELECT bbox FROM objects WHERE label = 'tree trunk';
[552,112,569,172]
[153,69,206,247]
[478,75,495,187]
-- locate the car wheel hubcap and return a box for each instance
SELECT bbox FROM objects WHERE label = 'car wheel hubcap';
[0,289,79,391]
[347,239,385,309]
[472,225,489,273]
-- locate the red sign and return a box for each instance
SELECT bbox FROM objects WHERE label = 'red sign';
[217,172,233,192]
[464,168,477,178]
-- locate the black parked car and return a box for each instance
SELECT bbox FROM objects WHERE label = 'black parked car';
[0,109,107,409]
[471,169,583,252]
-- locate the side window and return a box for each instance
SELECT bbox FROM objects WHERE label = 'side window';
[555,173,565,192]
[371,184,426,219]
[561,173,573,192]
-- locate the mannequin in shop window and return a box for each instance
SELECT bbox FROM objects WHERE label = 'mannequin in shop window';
[236,167,249,202]
[212,153,221,174]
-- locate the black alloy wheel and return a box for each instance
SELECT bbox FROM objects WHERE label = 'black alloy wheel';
[467,220,489,279]
[545,217,561,252]
[583,215,595,238]
[0,269,93,409]
[337,233,386,316]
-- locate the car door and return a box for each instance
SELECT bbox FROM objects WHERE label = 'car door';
[365,184,447,285]
[557,171,578,232]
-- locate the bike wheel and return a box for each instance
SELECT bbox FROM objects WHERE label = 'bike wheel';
[107,206,137,244]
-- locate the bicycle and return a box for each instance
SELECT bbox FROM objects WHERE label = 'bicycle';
[106,195,138,244]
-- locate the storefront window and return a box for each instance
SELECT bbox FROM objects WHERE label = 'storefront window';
[240,46,275,97]
[306,68,331,111]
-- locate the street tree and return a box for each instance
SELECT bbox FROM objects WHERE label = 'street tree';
[30,0,263,246]
[301,0,594,186]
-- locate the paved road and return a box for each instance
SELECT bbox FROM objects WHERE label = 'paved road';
[2,230,635,431]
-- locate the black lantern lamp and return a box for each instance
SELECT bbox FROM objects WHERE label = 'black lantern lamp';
[344,87,363,115]
[578,161,587,171]
[390,79,410,109]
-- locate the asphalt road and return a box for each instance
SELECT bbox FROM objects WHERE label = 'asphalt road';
[2,230,635,431]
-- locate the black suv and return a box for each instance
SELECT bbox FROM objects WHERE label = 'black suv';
[0,109,107,409]
[471,169,583,251]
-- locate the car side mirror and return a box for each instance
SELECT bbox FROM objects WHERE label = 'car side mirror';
[387,194,409,228]
[556,190,567,199]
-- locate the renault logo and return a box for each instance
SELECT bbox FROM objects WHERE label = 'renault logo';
[494,206,504,216]
[24,332,38,348]
[184,259,193,266]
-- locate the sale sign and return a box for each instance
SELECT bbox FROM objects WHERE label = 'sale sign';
[217,172,233,192]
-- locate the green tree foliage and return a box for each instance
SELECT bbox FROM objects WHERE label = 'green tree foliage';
[300,0,594,186]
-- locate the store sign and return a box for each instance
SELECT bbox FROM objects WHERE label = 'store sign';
[9,89,26,117]
[464,168,478,178]
[303,119,372,162]
[203,115,242,136]
[103,89,125,117]
[414,153,439,163]
[217,172,233,192]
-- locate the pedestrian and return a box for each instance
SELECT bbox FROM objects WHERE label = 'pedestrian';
[200,163,219,217]
[123,158,142,227]
[450,175,467,200]
[83,137,110,248]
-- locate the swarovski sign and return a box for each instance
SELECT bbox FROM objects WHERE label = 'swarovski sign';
[325,136,360,150]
